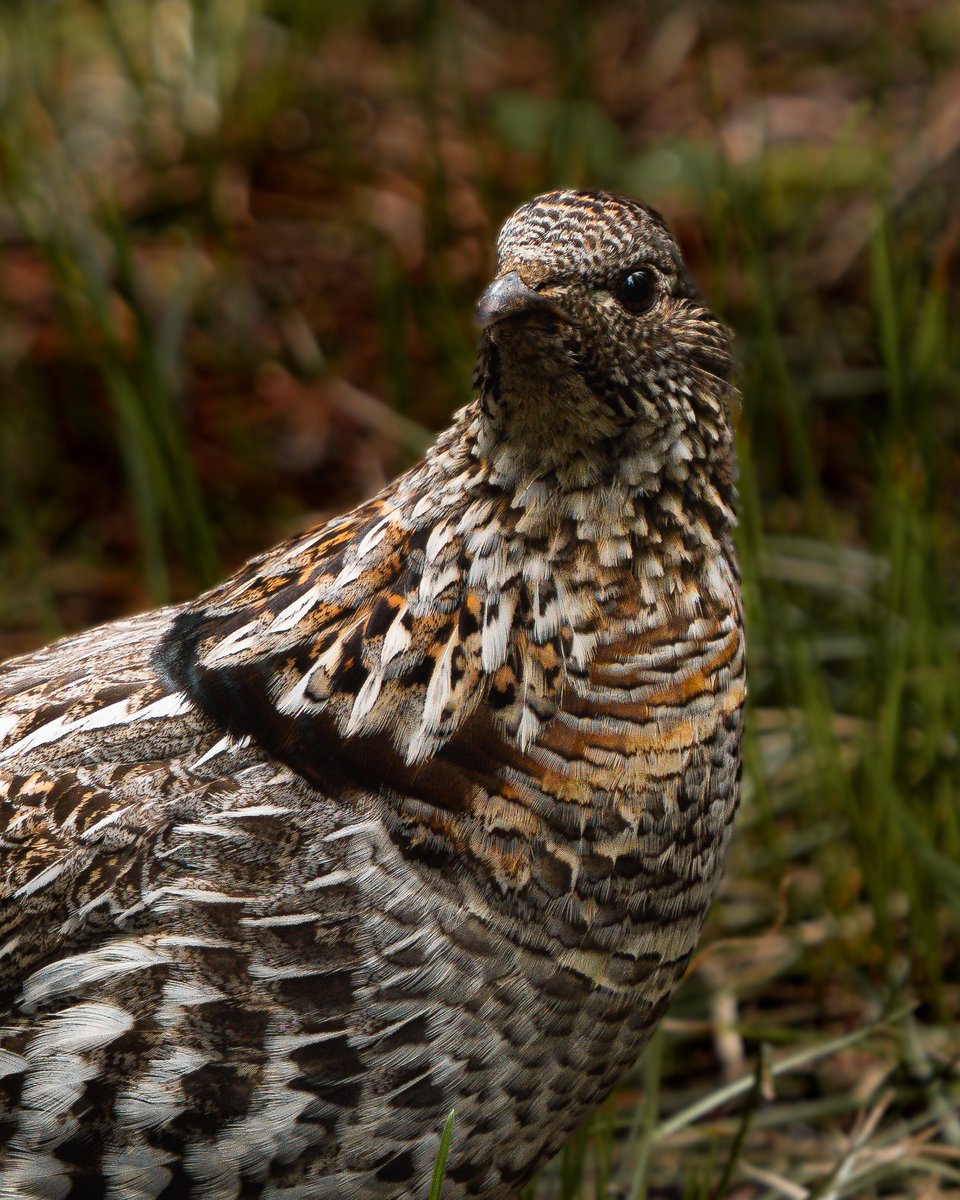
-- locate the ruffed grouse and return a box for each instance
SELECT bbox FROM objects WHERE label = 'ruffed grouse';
[0,191,744,1199]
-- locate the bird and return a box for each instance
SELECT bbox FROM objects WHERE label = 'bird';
[0,189,744,1199]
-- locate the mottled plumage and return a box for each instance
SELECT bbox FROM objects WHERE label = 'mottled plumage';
[0,191,744,1199]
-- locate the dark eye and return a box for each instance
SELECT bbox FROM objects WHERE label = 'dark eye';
[615,268,658,314]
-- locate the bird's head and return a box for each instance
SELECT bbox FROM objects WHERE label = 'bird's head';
[472,190,736,494]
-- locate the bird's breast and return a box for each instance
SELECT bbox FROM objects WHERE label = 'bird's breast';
[381,602,746,994]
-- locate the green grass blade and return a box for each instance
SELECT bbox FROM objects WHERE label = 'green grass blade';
[428,1109,455,1200]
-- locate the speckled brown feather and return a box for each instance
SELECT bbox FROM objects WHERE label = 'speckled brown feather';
[0,191,744,1199]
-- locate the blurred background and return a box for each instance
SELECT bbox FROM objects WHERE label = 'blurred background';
[0,1,958,1196]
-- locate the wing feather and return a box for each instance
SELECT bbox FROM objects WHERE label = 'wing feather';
[157,451,575,770]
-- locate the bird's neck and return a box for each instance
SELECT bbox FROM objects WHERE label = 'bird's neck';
[433,383,739,614]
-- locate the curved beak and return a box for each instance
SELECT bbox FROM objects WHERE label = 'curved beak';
[475,270,571,329]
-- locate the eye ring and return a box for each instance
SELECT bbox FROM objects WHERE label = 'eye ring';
[615,267,658,315]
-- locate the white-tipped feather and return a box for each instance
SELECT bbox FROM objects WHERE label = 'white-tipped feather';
[22,942,170,1009]
[481,592,516,671]
[28,1003,133,1057]
[380,610,412,667]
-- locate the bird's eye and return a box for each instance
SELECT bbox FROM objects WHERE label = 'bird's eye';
[615,268,658,315]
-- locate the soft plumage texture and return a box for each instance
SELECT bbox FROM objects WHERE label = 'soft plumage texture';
[0,190,744,1199]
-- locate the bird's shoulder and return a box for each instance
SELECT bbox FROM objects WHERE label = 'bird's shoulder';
[156,452,578,774]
